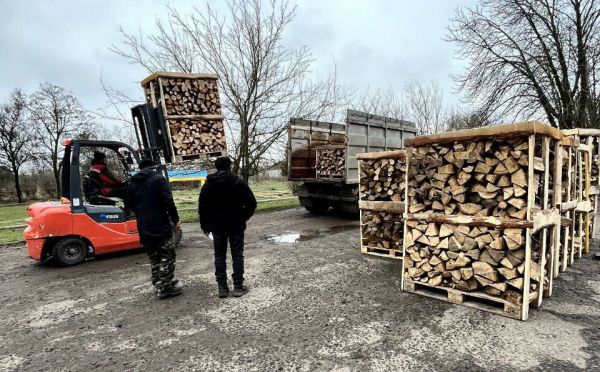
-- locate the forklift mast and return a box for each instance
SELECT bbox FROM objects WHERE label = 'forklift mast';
[130,104,171,181]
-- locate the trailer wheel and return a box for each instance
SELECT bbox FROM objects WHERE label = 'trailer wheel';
[304,200,330,215]
[52,237,88,266]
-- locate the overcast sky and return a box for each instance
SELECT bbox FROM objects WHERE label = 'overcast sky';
[0,0,478,125]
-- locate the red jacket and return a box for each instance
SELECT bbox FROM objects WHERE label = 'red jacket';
[90,164,123,195]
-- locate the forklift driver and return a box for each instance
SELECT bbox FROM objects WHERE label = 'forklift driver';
[84,151,127,205]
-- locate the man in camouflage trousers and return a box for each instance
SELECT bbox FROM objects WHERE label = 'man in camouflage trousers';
[127,158,183,299]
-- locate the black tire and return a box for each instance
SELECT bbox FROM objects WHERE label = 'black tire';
[304,199,330,215]
[53,237,88,266]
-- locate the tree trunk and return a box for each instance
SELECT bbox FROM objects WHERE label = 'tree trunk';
[239,117,250,182]
[11,164,23,203]
[52,140,61,198]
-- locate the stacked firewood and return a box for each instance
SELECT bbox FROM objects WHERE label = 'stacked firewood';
[161,78,221,116]
[170,119,226,155]
[361,211,404,250]
[403,221,544,304]
[360,157,406,201]
[142,72,227,161]
[407,138,533,219]
[316,148,345,177]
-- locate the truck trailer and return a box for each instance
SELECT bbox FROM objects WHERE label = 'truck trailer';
[287,109,417,215]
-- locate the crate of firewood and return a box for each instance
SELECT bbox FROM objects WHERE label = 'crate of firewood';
[169,118,227,161]
[141,72,227,162]
[357,150,407,259]
[560,129,599,267]
[142,72,222,116]
[550,137,581,276]
[315,145,345,178]
[402,122,563,320]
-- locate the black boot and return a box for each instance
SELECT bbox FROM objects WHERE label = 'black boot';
[157,281,184,299]
[232,285,249,297]
[218,283,230,298]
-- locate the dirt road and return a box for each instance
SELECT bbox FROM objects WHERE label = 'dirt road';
[1,207,599,371]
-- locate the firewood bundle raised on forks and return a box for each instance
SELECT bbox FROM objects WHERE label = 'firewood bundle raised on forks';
[141,72,227,163]
[169,119,226,156]
[382,121,571,321]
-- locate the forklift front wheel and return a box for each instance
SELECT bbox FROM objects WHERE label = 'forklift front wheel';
[52,237,88,266]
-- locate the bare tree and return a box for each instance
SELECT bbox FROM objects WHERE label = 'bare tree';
[29,82,96,196]
[404,81,447,135]
[447,0,600,129]
[445,108,492,131]
[356,86,408,120]
[110,0,351,181]
[0,90,35,202]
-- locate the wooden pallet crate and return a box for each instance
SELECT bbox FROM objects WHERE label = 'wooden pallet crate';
[554,138,578,275]
[166,117,227,162]
[141,72,227,164]
[142,71,222,117]
[361,246,404,259]
[562,129,599,257]
[402,122,562,320]
[357,150,407,259]
[404,280,528,320]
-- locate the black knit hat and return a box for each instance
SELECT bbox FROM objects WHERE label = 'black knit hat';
[139,157,155,169]
[215,156,232,171]
[92,151,106,164]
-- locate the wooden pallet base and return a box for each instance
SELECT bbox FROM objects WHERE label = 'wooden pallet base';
[361,246,403,259]
[316,174,344,179]
[173,150,226,162]
[403,280,529,320]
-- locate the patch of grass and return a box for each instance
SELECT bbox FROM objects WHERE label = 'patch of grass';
[177,196,299,223]
[0,228,24,245]
[0,181,297,245]
[256,197,299,212]
[0,204,28,228]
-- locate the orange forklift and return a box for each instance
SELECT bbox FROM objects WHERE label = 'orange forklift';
[23,104,182,266]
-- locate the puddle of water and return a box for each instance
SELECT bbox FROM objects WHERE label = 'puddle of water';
[267,225,358,244]
[268,232,318,243]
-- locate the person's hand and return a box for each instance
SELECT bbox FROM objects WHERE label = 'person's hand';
[175,221,181,230]
[203,231,210,237]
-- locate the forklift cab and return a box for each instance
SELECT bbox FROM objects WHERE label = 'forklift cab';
[61,139,140,222]
[23,103,181,266]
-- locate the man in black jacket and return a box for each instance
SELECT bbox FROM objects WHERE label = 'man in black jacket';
[198,157,257,298]
[127,158,183,299]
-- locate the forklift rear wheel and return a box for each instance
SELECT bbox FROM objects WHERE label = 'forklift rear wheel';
[53,237,88,266]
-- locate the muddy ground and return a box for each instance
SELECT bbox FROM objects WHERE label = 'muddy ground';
[1,207,600,371]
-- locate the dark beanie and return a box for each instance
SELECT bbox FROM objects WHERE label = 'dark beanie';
[139,157,155,169]
[215,156,232,171]
[92,151,106,164]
